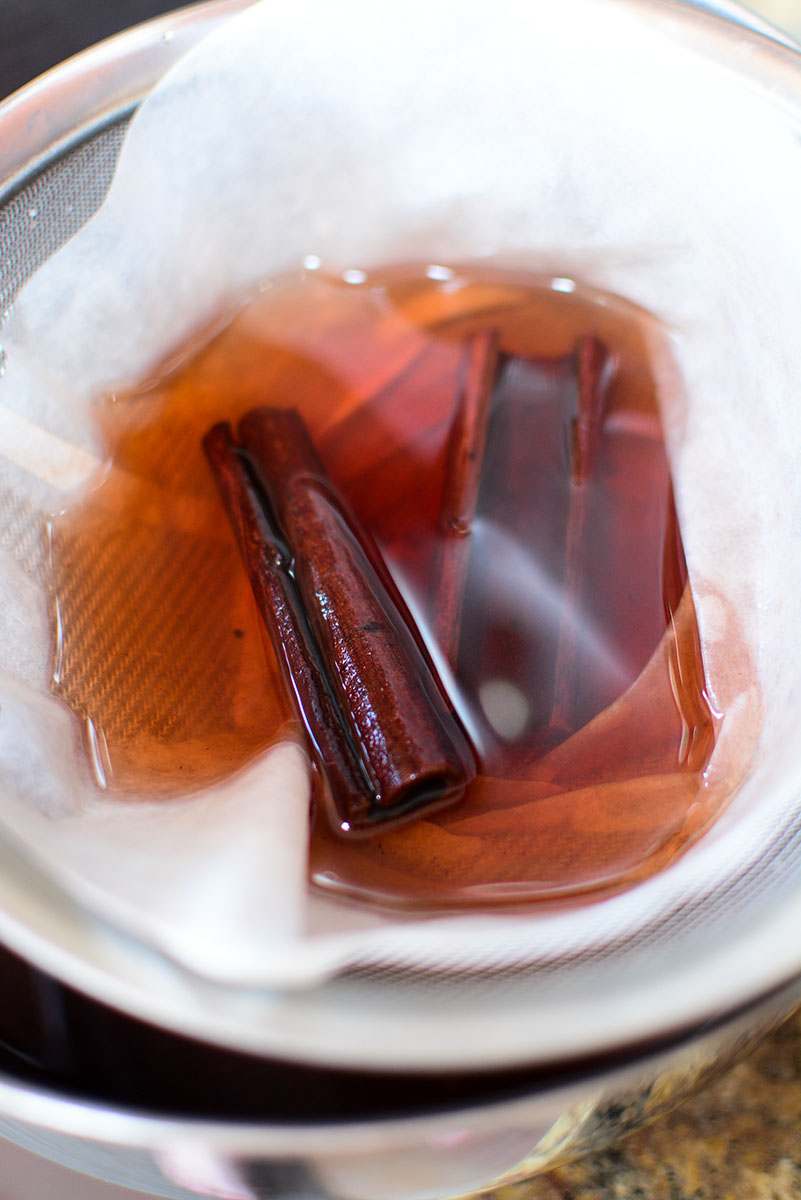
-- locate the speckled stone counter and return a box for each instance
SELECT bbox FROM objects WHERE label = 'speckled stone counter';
[494,1010,801,1200]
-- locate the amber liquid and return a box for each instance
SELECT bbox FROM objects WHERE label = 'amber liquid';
[49,265,719,910]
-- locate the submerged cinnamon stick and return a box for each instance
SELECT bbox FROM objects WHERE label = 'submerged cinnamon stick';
[571,334,614,486]
[446,333,623,758]
[434,329,500,666]
[550,335,616,733]
[204,409,475,835]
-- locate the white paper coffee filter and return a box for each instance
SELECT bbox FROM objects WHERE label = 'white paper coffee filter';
[0,0,800,1019]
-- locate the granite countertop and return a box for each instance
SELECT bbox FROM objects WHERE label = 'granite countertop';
[494,1010,801,1200]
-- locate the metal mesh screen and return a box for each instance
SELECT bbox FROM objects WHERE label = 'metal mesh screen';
[0,121,130,317]
[0,108,799,992]
[0,121,130,595]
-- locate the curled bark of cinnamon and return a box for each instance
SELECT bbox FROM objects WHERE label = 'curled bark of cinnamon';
[204,410,475,835]
[550,335,616,733]
[443,333,627,757]
[203,423,371,824]
[433,329,500,666]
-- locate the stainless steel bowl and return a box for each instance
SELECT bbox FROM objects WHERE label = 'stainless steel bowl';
[0,938,798,1200]
[1,2,800,1197]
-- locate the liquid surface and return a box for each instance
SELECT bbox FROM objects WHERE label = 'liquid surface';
[50,266,719,909]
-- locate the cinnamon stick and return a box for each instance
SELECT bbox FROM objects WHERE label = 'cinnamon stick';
[203,423,372,824]
[550,335,616,734]
[571,334,614,485]
[433,329,500,666]
[204,409,475,835]
[447,336,618,759]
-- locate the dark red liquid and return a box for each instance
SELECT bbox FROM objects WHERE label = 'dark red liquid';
[49,266,720,910]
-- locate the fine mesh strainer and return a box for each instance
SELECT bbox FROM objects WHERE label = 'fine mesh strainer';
[0,6,800,1200]
[1,0,801,1087]
[4,117,259,776]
